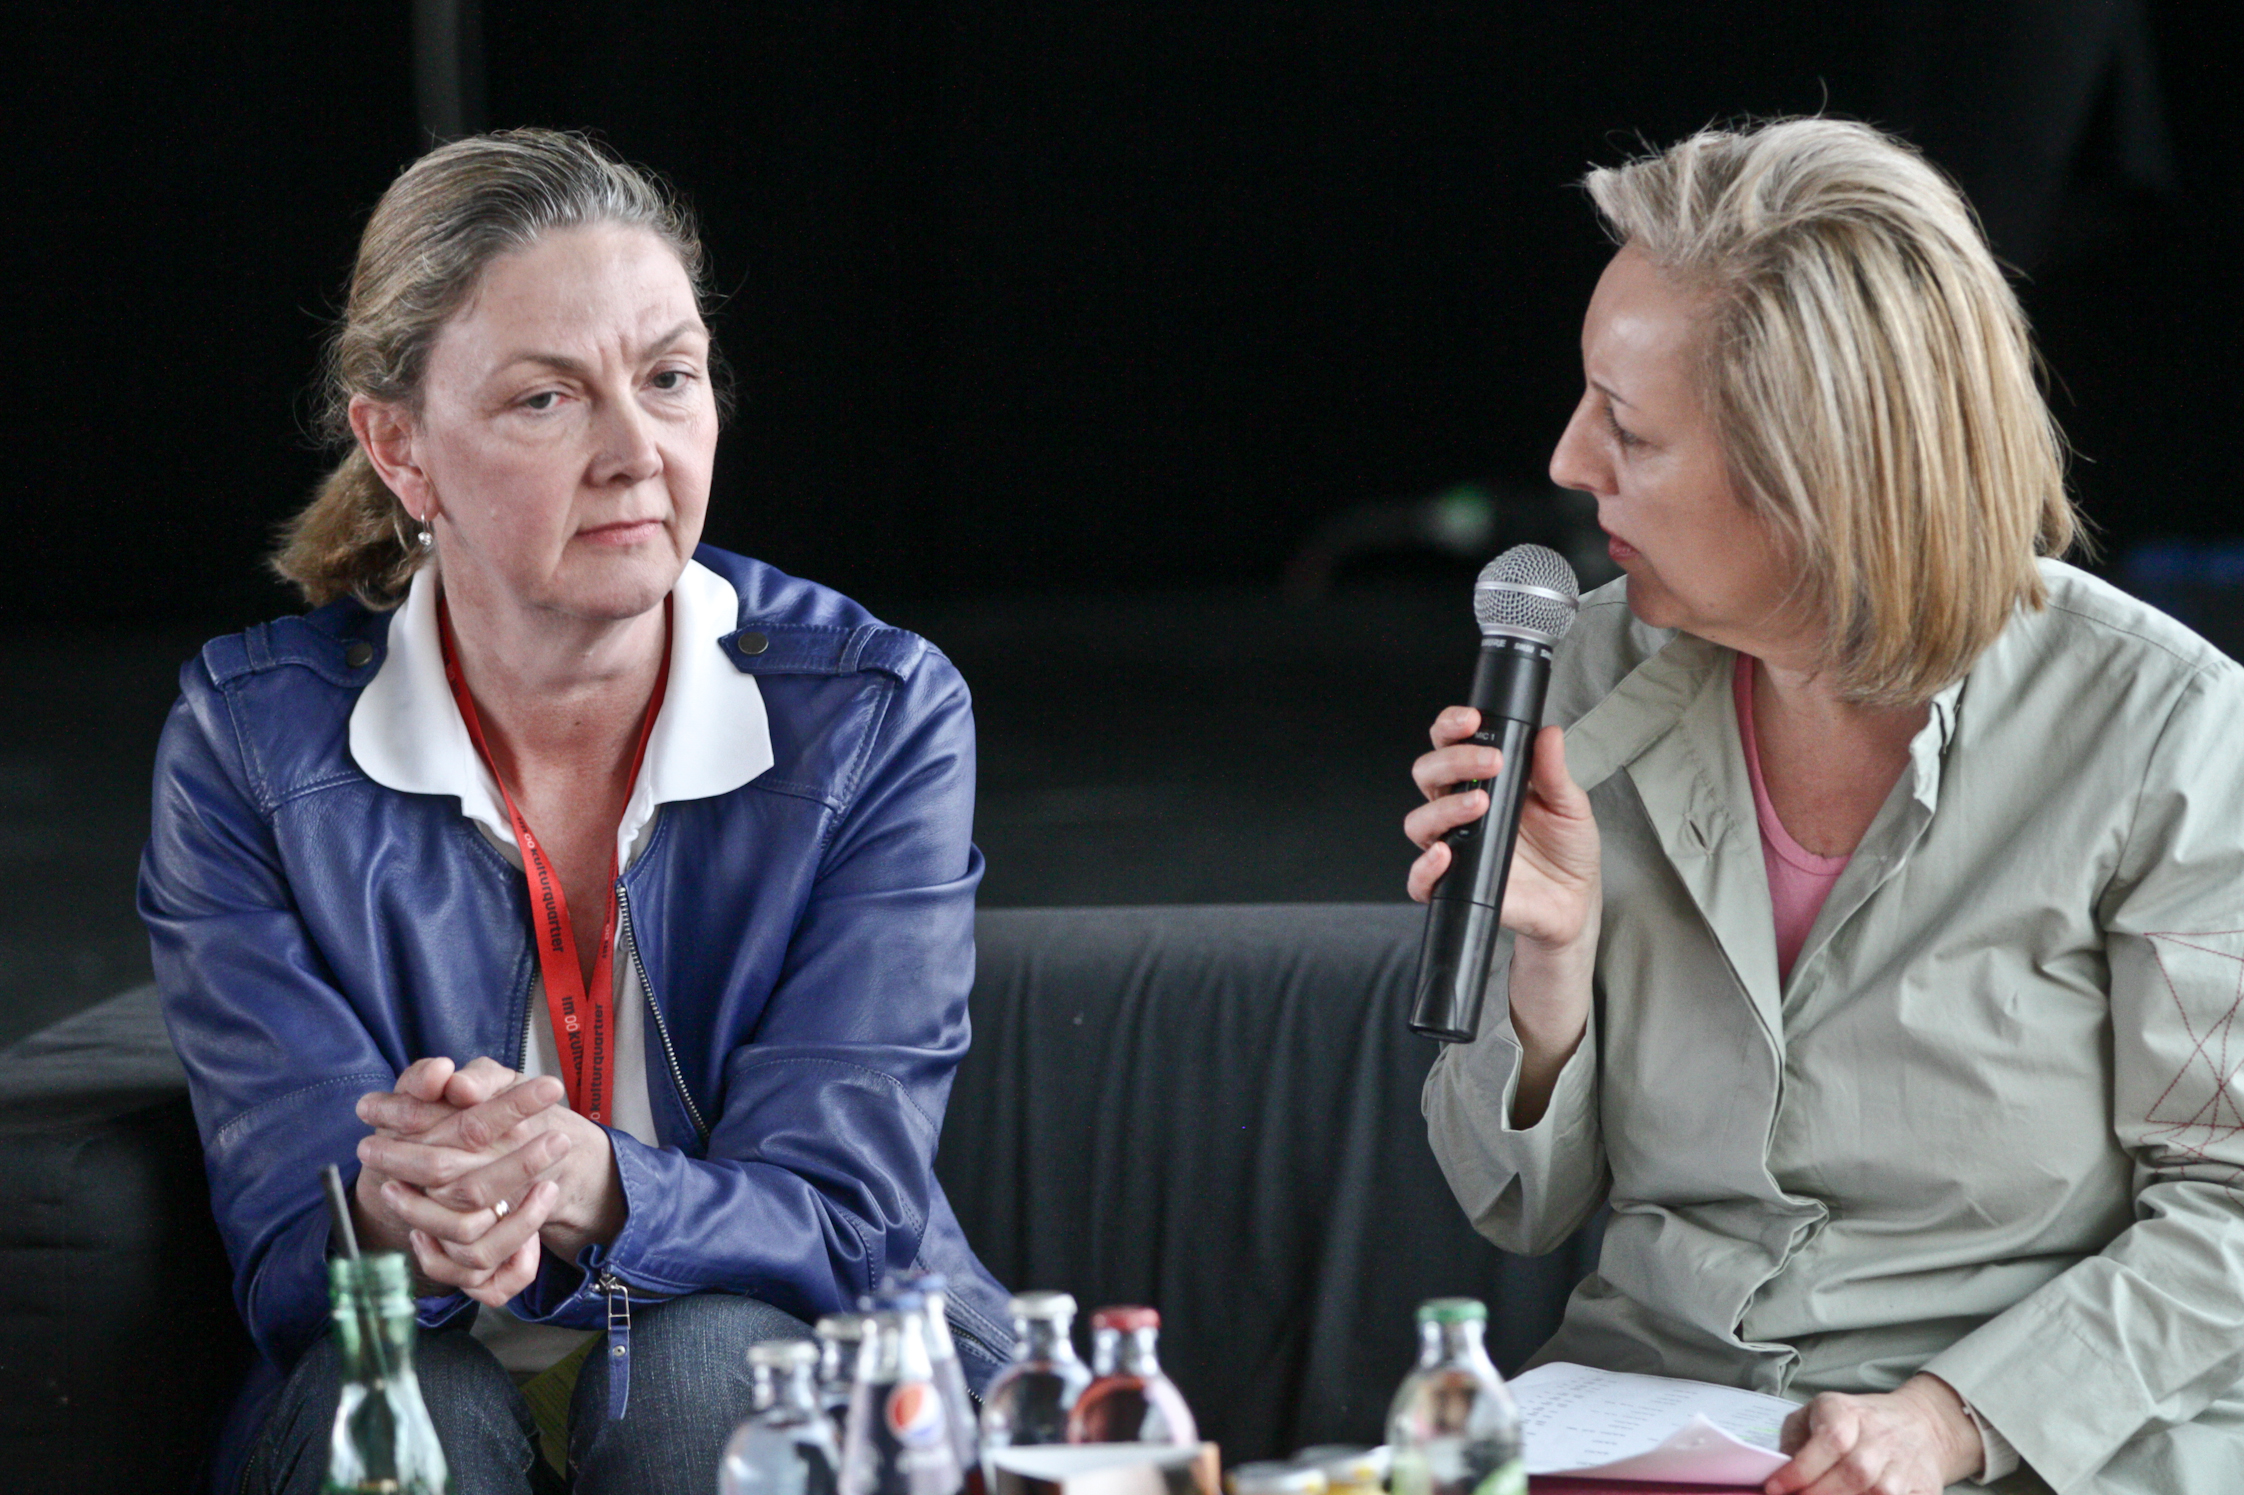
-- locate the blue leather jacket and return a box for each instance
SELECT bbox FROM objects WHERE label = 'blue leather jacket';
[140,546,1011,1486]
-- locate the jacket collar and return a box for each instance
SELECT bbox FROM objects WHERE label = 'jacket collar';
[1563,630,1967,1042]
[349,559,774,857]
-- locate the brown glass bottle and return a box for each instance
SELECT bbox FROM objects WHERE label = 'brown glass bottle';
[1063,1306,1197,1446]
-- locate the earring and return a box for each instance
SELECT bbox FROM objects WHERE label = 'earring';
[395,510,433,550]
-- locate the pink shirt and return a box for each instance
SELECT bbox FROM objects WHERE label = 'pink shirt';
[1733,654,1849,983]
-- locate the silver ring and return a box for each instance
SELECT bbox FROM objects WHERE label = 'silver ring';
[492,1197,512,1220]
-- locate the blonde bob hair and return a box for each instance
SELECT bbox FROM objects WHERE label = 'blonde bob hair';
[273,129,722,609]
[1585,118,2078,706]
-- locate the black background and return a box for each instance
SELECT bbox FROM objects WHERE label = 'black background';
[4,5,2241,1039]
[9,3,2237,633]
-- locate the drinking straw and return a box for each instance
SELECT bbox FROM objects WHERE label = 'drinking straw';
[323,1164,361,1260]
[322,1163,392,1382]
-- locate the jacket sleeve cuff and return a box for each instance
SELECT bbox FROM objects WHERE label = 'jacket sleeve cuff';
[506,1239,615,1327]
[1961,1399,2020,1485]
[1423,972,1603,1256]
[1488,1016,1598,1140]
[506,1126,658,1328]
[1922,1294,2131,1492]
[414,1290,475,1332]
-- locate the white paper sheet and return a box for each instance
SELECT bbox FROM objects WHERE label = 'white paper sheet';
[1509,1362,1798,1484]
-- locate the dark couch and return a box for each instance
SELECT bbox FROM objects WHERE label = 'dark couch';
[0,903,1595,1491]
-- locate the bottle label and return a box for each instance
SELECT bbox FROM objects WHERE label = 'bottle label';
[885,1382,947,1449]
[1468,1461,1525,1495]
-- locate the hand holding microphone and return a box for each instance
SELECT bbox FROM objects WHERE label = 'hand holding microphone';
[1406,714,1601,937]
[1407,546,1600,1045]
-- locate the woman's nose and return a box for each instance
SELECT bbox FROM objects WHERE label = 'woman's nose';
[1548,397,1608,497]
[591,398,663,486]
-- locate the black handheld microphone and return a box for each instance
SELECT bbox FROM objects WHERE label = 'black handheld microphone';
[1409,544,1581,1042]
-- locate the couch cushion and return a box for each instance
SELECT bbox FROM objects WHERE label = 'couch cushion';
[0,983,251,1493]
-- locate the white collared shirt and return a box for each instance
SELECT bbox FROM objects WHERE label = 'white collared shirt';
[349,558,773,1364]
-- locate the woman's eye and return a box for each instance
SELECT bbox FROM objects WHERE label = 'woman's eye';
[1604,404,1641,449]
[520,390,562,412]
[650,368,693,392]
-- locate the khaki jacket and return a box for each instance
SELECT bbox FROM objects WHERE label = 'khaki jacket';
[1425,562,2244,1493]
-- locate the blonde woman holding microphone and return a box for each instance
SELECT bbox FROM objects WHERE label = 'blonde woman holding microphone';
[1410,119,2244,1494]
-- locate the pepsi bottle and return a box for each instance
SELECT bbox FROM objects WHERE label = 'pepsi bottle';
[838,1291,968,1495]
[892,1272,980,1485]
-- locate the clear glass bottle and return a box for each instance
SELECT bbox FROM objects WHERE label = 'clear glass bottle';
[979,1291,1094,1457]
[1064,1305,1198,1446]
[323,1253,450,1495]
[1385,1298,1523,1495]
[723,1340,842,1495]
[817,1313,870,1436]
[893,1272,980,1483]
[839,1292,969,1495]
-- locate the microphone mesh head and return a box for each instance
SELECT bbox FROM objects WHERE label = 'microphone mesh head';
[1473,544,1580,644]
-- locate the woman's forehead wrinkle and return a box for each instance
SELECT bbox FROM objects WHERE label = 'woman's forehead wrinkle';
[438,241,702,383]
[489,323,706,380]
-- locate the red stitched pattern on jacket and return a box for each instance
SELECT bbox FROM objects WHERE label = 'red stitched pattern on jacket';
[2143,930,2244,1197]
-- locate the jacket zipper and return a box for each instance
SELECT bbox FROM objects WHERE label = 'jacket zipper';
[511,952,533,1073]
[612,884,992,1403]
[600,1268,633,1419]
[615,881,710,1143]
[947,1314,1002,1395]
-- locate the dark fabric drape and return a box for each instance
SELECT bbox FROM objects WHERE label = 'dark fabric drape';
[940,904,1599,1463]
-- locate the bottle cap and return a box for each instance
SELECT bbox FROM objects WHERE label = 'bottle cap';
[1414,1297,1487,1325]
[1290,1447,1386,1487]
[861,1287,928,1313]
[1008,1290,1079,1320]
[816,1313,868,1343]
[895,1270,949,1294]
[749,1339,822,1371]
[1227,1463,1327,1495]
[1091,1304,1161,1332]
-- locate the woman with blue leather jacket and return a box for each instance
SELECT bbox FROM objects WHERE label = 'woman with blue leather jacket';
[138,128,1010,1494]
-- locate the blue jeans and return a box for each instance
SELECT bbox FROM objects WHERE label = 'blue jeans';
[242,1293,813,1494]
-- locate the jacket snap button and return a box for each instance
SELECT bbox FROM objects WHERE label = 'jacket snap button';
[734,632,769,657]
[345,641,375,668]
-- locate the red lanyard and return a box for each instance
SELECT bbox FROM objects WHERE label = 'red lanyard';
[437,597,671,1125]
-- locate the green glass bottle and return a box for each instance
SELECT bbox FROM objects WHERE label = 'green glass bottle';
[324,1252,451,1495]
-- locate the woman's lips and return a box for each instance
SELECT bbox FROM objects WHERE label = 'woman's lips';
[579,518,663,545]
[1606,532,1639,564]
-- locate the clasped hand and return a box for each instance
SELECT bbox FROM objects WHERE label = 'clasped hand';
[350,1056,624,1307]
